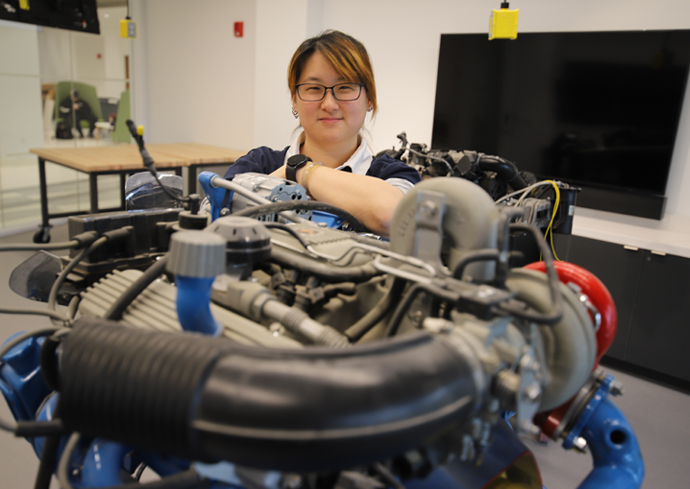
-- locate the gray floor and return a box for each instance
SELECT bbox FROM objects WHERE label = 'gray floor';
[0,224,688,488]
[528,366,690,489]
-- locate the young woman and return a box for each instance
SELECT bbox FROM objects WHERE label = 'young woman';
[223,30,420,237]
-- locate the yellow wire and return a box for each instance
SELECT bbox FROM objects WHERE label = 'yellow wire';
[541,180,561,262]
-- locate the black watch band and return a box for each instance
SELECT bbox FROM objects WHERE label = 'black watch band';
[286,154,312,182]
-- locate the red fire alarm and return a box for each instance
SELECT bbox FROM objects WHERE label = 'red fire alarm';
[234,22,243,37]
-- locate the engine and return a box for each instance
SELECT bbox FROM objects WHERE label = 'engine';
[0,173,643,489]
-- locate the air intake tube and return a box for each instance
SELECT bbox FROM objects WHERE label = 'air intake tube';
[58,319,481,472]
[477,156,528,190]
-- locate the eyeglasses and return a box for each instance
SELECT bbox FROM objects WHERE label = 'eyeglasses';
[295,83,364,102]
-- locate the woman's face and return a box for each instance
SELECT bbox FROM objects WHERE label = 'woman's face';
[293,51,369,150]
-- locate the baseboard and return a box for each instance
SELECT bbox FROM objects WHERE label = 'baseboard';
[600,356,690,395]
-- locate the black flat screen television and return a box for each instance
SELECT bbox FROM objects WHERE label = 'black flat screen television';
[432,30,690,219]
[0,0,100,34]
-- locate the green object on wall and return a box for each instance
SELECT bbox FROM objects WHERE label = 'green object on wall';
[112,89,131,144]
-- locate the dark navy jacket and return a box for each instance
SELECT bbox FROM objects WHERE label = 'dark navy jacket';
[223,146,421,190]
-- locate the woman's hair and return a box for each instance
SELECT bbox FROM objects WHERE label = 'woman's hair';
[287,30,377,116]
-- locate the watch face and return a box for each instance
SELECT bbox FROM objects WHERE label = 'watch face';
[288,154,311,167]
[286,154,312,181]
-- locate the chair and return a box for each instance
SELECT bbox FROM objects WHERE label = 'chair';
[54,81,104,132]
[111,89,131,144]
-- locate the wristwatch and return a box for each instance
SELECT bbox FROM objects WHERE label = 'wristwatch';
[286,154,312,182]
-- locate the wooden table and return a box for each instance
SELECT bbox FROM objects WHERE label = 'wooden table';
[30,143,244,242]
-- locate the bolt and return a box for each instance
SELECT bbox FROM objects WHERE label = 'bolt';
[609,382,624,397]
[269,322,284,337]
[521,421,542,439]
[460,434,476,461]
[420,201,438,216]
[480,286,496,296]
[523,384,541,402]
[571,436,588,453]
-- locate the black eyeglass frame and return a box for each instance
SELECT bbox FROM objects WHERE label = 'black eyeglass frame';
[295,83,365,102]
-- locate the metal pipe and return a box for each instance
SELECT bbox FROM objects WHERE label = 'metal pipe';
[577,396,644,489]
[209,174,311,224]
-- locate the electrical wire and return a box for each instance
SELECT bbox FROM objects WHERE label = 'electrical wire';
[371,462,405,489]
[384,282,460,337]
[104,255,169,320]
[344,278,406,341]
[134,463,148,481]
[451,248,501,279]
[405,147,454,174]
[125,118,197,211]
[494,180,556,205]
[57,432,208,489]
[47,236,108,324]
[67,295,81,320]
[496,179,564,261]
[0,307,71,321]
[502,222,564,326]
[263,222,313,249]
[542,179,562,262]
[0,240,80,252]
[150,171,193,207]
[33,399,63,489]
[15,419,67,437]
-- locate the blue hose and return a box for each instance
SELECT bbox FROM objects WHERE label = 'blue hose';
[199,171,231,222]
[578,395,644,488]
[564,375,644,489]
[176,276,222,337]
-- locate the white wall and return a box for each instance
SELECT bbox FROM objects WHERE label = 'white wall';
[318,0,690,224]
[136,0,690,237]
[253,0,311,149]
[0,22,44,159]
[135,0,256,149]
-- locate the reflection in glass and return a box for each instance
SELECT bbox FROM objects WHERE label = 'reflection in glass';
[0,4,133,229]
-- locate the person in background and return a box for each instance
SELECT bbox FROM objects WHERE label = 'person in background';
[223,30,420,237]
[58,90,97,138]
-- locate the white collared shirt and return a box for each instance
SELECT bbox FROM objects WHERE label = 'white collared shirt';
[284,132,414,193]
[284,132,373,174]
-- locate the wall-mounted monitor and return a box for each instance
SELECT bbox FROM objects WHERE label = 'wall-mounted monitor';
[432,30,690,219]
[0,0,100,34]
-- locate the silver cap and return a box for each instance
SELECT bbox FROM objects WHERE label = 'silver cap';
[166,230,226,277]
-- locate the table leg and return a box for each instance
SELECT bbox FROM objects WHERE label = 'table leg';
[34,158,52,243]
[187,165,197,196]
[38,158,49,229]
[90,174,99,213]
[120,173,126,209]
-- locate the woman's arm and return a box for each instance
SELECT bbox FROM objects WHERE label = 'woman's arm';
[293,165,403,237]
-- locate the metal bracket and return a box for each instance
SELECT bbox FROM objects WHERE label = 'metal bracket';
[414,190,446,272]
